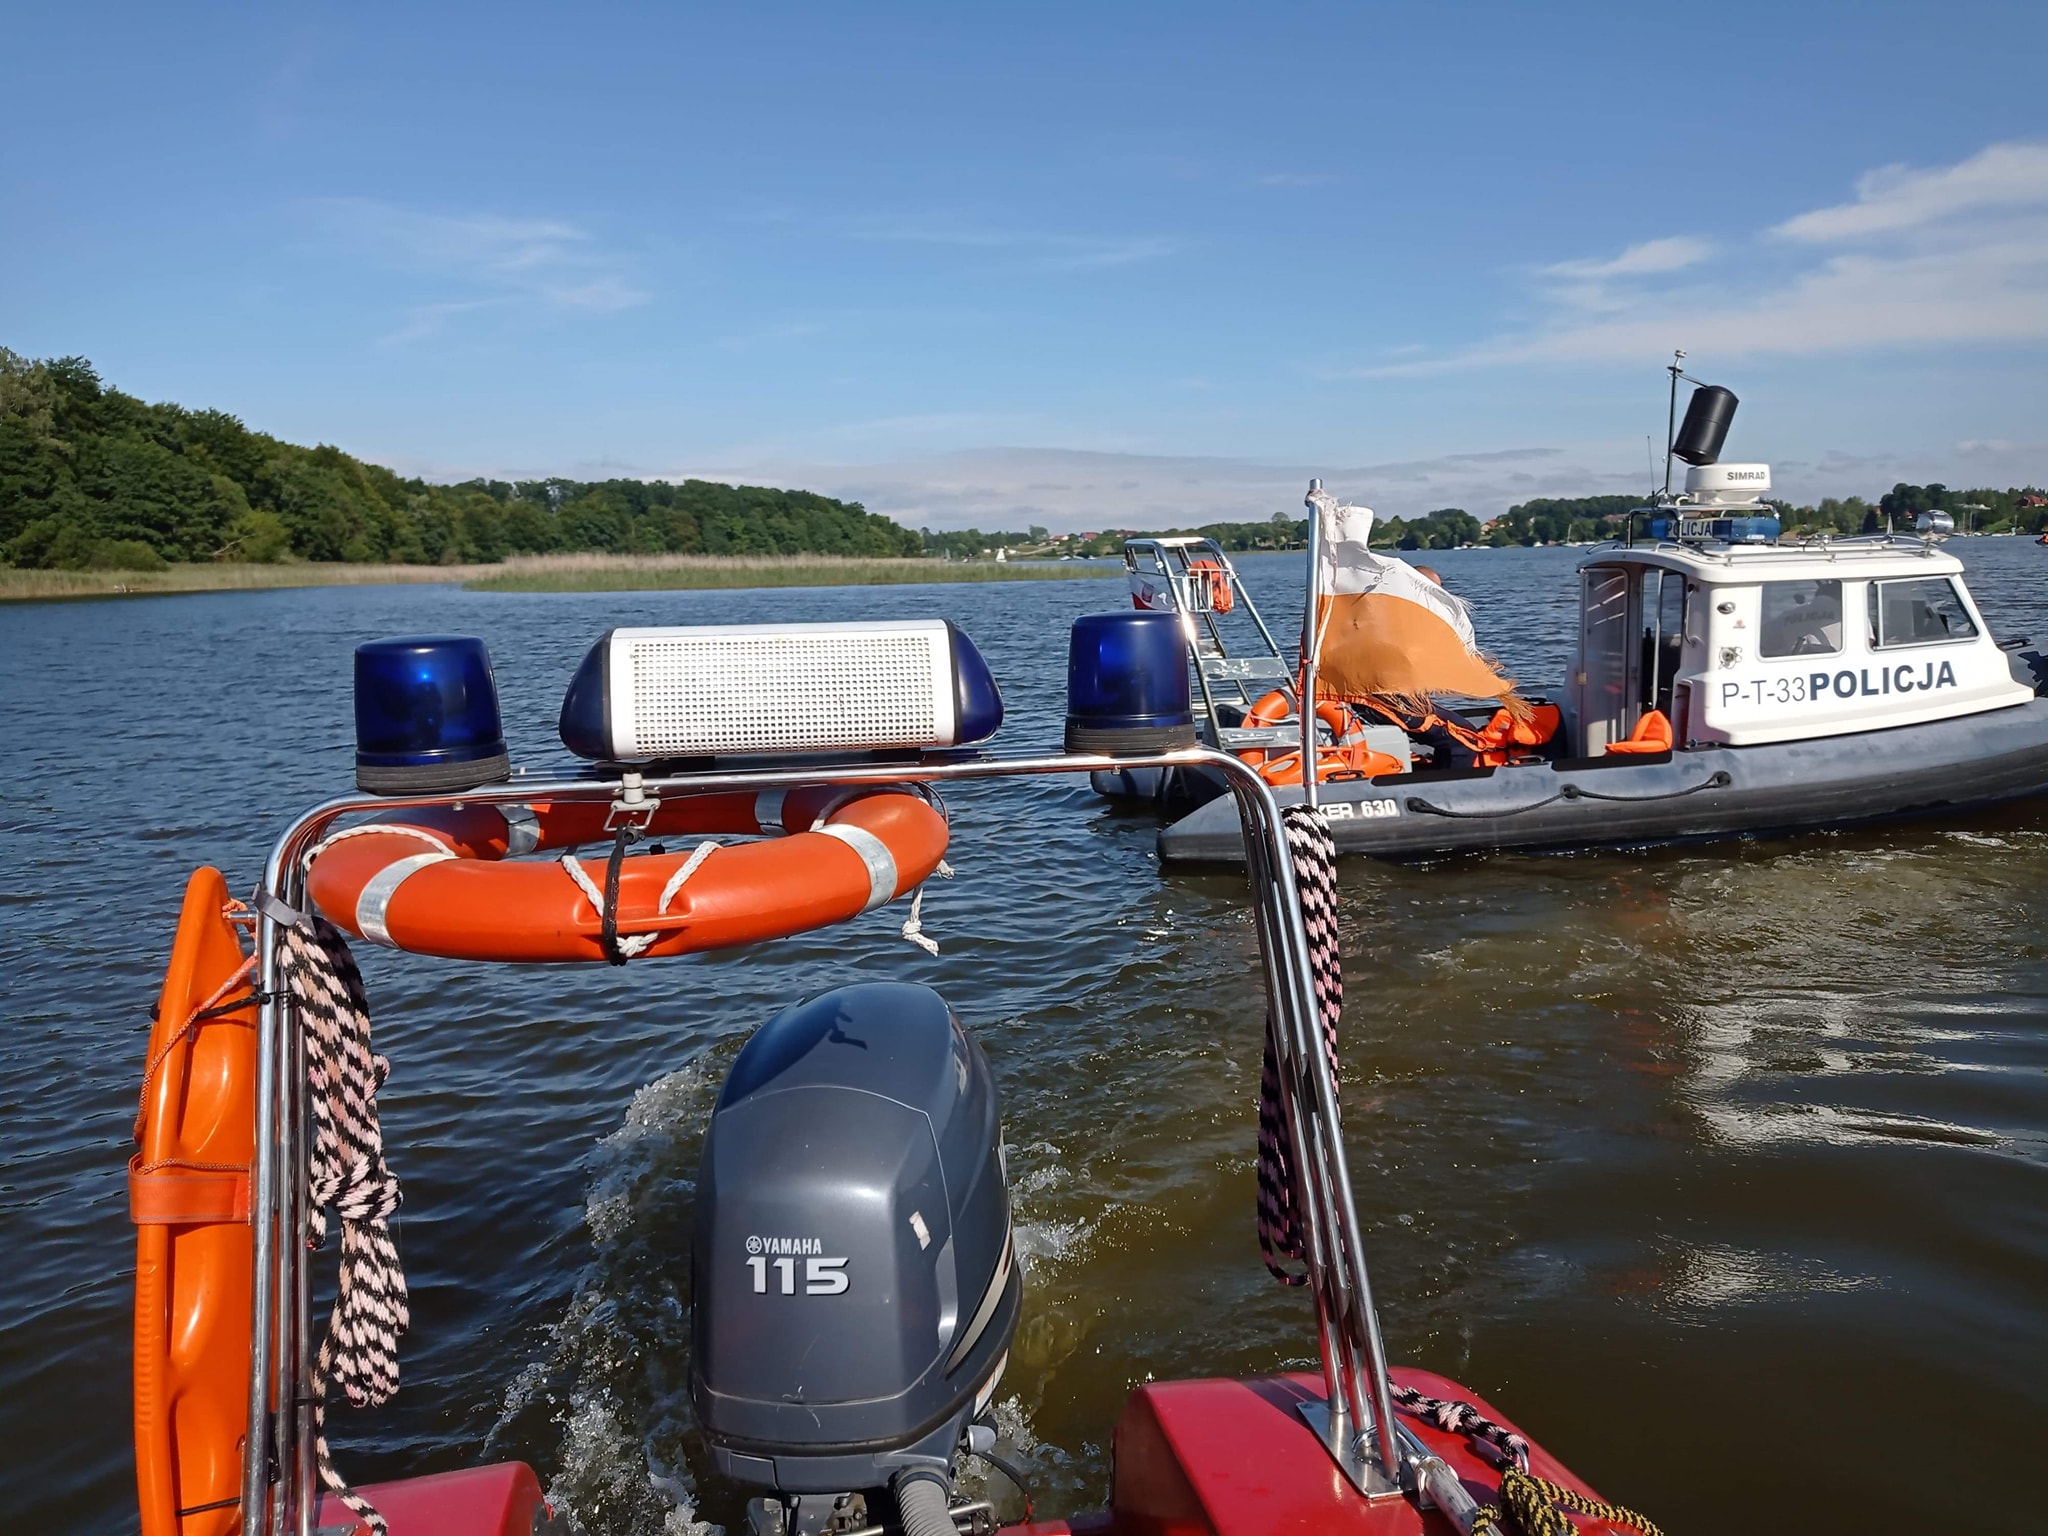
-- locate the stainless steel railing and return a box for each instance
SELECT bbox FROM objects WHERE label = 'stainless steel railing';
[240,747,1404,1535]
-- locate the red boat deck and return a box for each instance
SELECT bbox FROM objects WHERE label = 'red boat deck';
[313,1370,1624,1536]
[314,1462,548,1536]
[1012,1370,1625,1536]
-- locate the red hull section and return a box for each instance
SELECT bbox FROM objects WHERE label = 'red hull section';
[307,1377,1617,1535]
[313,1462,548,1536]
[1013,1371,1625,1536]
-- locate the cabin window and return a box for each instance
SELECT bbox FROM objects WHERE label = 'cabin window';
[1758,579,1843,658]
[1869,577,1978,649]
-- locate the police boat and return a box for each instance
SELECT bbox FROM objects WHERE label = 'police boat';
[1141,382,2048,863]
[130,623,1662,1536]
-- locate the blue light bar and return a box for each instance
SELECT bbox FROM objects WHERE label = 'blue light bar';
[354,635,510,792]
[1065,611,1195,753]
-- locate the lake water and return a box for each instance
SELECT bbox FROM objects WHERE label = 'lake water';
[3,541,2045,1534]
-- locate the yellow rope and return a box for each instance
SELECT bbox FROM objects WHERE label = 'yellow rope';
[1470,1467,1664,1536]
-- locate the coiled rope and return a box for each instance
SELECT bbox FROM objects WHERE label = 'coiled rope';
[1252,806,1662,1535]
[280,918,408,1536]
[1470,1467,1664,1536]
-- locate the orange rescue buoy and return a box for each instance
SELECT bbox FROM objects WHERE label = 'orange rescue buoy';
[1252,742,1405,786]
[1187,557,1234,612]
[1237,690,1365,767]
[133,867,259,1536]
[304,785,949,964]
[1234,690,1399,784]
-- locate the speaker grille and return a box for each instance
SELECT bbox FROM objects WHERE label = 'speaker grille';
[625,629,942,755]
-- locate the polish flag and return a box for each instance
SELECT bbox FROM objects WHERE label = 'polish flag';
[1305,486,1521,710]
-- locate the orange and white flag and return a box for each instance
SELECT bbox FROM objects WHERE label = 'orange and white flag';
[1305,487,1519,708]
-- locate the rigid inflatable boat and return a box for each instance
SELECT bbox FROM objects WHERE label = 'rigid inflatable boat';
[131,622,1658,1536]
[1094,375,2048,864]
[1158,529,2048,862]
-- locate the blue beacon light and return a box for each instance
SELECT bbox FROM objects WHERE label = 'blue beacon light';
[353,635,510,792]
[1064,611,1195,753]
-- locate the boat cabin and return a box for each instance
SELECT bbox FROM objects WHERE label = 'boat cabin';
[1570,534,2032,754]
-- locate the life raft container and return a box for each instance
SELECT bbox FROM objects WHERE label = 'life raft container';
[303,785,949,964]
[133,866,259,1536]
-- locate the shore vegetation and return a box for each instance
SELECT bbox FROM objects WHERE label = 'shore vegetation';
[464,553,1114,593]
[8,349,2042,589]
[0,552,1116,602]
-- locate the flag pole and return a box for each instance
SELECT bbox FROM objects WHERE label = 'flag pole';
[1301,479,1322,811]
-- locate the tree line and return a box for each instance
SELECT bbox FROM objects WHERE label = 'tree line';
[7,350,2043,572]
[1377,486,2048,550]
[0,351,923,571]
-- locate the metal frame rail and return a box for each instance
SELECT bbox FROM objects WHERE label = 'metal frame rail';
[1123,538,1300,751]
[241,747,1409,1535]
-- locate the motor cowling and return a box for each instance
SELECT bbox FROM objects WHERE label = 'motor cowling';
[691,983,1019,1498]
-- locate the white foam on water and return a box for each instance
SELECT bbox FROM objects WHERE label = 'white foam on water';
[1003,1139,1096,1277]
[1013,1218,1091,1275]
[489,1059,730,1536]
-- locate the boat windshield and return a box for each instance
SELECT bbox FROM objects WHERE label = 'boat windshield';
[1869,576,1977,648]
[1760,579,1844,658]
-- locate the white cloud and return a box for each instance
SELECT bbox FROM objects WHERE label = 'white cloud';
[305,197,649,341]
[1774,141,2048,242]
[1362,140,2048,373]
[846,213,1177,272]
[1545,236,1714,280]
[354,436,2048,529]
[640,445,1598,530]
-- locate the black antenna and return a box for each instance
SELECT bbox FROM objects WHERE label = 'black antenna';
[1662,349,1685,498]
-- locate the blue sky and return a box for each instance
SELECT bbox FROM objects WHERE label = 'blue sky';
[6,2,2047,526]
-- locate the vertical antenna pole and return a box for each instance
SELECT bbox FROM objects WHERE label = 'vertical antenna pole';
[1663,349,1685,498]
[1301,479,1322,810]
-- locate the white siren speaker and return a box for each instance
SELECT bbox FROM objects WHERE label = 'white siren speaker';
[559,620,1004,762]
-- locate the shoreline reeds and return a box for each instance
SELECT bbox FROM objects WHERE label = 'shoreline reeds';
[0,553,1117,603]
[466,552,1114,592]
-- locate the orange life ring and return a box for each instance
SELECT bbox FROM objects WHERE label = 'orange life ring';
[1187,558,1234,613]
[1238,690,1362,767]
[1255,743,1405,786]
[304,786,949,964]
[133,867,259,1536]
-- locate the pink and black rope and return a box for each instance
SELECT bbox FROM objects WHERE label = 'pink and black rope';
[1255,804,1343,1284]
[1250,810,1537,1477]
[281,919,409,1536]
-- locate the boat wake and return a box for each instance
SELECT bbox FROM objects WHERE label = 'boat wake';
[491,1061,1080,1534]
[489,1060,729,1536]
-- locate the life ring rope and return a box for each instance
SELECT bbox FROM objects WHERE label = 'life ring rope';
[304,785,951,965]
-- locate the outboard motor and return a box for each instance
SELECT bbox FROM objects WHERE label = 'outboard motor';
[692,983,1020,1536]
